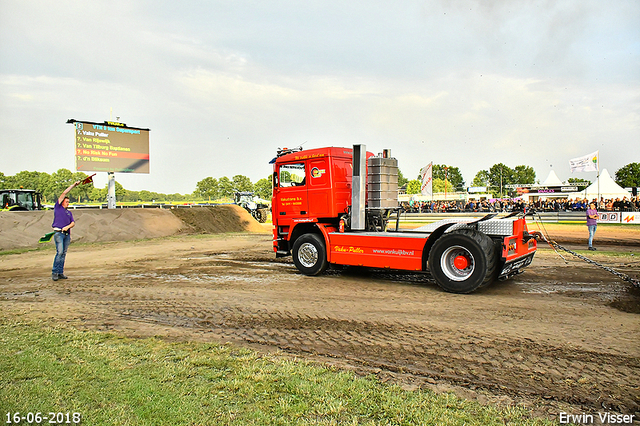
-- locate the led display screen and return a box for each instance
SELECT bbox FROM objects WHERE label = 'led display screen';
[68,119,150,173]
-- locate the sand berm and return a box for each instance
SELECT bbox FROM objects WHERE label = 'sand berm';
[0,205,268,252]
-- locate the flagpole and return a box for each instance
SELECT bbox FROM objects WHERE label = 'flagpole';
[597,152,600,204]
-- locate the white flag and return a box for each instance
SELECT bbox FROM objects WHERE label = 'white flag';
[569,151,599,173]
[420,163,433,196]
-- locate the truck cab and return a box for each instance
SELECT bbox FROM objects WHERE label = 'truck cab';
[273,147,364,255]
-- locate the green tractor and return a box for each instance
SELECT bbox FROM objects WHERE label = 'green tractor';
[1,189,44,211]
[234,191,270,223]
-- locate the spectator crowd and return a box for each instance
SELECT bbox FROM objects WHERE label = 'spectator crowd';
[399,196,640,214]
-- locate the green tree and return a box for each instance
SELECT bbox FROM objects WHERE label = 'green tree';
[114,181,126,200]
[397,169,409,187]
[195,177,220,200]
[254,177,272,200]
[167,193,186,202]
[123,190,140,202]
[487,163,515,197]
[232,175,253,192]
[138,190,153,202]
[406,179,421,194]
[148,192,163,202]
[71,172,91,202]
[90,187,107,202]
[14,171,44,190]
[218,176,234,199]
[513,165,536,185]
[615,162,640,188]
[8,171,54,201]
[433,178,455,193]
[432,165,465,191]
[50,169,76,201]
[472,170,490,187]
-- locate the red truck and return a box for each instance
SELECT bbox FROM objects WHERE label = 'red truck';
[271,145,537,293]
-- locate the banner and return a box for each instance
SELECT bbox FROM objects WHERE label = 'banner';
[598,212,620,223]
[621,213,640,224]
[420,163,433,196]
[569,151,599,173]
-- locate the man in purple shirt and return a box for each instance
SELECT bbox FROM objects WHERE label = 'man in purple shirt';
[586,202,598,251]
[51,180,80,280]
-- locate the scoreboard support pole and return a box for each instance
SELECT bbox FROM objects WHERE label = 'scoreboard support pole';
[107,172,116,209]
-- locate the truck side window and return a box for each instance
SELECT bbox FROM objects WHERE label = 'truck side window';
[279,163,306,187]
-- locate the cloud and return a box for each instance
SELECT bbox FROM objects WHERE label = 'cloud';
[0,0,639,194]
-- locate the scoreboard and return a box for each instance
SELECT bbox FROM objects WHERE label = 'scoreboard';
[68,119,150,173]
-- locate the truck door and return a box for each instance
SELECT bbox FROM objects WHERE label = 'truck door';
[274,162,309,219]
[307,158,331,218]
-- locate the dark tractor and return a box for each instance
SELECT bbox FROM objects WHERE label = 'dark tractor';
[1,189,44,211]
[234,191,270,223]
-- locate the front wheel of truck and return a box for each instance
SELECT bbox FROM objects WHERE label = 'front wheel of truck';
[292,233,328,276]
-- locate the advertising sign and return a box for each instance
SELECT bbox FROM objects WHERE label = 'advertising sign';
[621,213,640,224]
[516,185,580,195]
[598,212,640,224]
[68,119,150,173]
[598,212,621,223]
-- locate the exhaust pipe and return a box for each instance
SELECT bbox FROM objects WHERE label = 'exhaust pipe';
[352,144,367,230]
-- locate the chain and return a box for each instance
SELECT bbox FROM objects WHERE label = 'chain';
[548,240,640,288]
[531,213,640,288]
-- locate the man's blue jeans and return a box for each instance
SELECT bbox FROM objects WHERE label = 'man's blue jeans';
[588,225,597,247]
[52,231,71,275]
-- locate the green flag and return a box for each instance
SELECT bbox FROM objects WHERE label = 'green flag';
[39,231,55,243]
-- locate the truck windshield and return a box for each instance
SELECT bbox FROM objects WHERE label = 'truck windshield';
[279,163,306,187]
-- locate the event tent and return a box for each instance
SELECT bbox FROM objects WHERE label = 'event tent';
[541,170,563,186]
[569,169,631,200]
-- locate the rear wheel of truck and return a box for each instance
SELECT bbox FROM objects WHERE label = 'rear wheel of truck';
[292,233,328,276]
[428,229,497,294]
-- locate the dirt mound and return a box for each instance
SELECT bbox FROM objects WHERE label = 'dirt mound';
[0,205,268,252]
[170,205,268,234]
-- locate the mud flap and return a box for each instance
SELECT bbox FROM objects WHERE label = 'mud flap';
[498,253,535,279]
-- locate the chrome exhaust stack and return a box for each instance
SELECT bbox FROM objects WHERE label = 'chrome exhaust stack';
[351,144,367,231]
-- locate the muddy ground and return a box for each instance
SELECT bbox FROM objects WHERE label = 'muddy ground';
[1,213,639,423]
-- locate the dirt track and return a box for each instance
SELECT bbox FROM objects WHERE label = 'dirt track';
[1,219,639,422]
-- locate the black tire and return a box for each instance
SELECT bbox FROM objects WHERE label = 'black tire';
[428,229,498,293]
[257,209,268,223]
[292,233,328,276]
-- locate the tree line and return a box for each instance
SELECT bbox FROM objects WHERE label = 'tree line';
[0,169,272,204]
[194,175,272,201]
[2,162,638,203]
[402,162,640,198]
[401,163,536,197]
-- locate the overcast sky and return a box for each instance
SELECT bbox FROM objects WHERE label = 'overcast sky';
[1,0,638,194]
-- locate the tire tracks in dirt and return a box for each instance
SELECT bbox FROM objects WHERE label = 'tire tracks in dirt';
[1,234,638,419]
[67,272,638,416]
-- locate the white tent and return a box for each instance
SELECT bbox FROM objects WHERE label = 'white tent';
[569,169,631,200]
[542,170,563,186]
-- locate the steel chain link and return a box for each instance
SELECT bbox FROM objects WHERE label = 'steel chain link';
[530,212,640,288]
[547,240,640,288]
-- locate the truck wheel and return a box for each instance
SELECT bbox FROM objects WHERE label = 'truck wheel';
[428,230,497,293]
[257,209,268,223]
[292,234,328,276]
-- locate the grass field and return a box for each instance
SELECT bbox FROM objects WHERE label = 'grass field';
[0,317,555,426]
